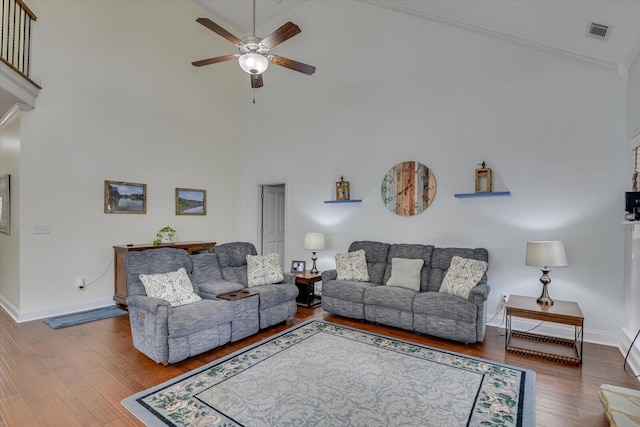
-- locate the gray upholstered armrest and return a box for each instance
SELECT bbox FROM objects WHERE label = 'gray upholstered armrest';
[321,269,337,282]
[126,295,171,313]
[281,272,296,285]
[467,283,490,302]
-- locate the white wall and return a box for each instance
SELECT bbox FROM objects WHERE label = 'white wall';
[5,0,244,320]
[628,52,640,142]
[241,1,628,341]
[0,116,21,312]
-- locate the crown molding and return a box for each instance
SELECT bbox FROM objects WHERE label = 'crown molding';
[0,103,32,128]
[361,0,619,73]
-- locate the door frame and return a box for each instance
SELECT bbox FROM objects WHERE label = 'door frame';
[257,181,287,256]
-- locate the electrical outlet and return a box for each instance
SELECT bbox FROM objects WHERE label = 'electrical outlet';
[500,293,510,304]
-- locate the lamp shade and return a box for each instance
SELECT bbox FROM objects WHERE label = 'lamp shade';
[304,233,325,251]
[238,53,268,75]
[525,241,567,268]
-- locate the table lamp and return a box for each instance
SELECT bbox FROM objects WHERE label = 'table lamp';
[525,241,567,306]
[304,232,325,274]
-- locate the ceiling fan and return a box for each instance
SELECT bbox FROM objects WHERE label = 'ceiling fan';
[192,0,316,89]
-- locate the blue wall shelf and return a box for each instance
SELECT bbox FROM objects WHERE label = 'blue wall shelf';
[454,191,511,199]
[324,200,362,204]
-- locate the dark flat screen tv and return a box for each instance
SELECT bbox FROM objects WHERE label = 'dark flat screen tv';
[626,192,640,213]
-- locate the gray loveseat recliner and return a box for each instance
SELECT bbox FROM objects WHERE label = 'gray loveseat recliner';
[321,241,490,343]
[125,242,298,364]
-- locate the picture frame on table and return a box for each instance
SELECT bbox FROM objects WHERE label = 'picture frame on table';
[104,180,147,214]
[0,174,10,235]
[291,260,306,273]
[176,188,206,215]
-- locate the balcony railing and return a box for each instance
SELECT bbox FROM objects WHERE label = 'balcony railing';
[1,0,39,87]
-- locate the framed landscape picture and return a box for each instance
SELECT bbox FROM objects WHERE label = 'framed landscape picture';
[104,180,147,214]
[176,188,206,215]
[0,174,10,234]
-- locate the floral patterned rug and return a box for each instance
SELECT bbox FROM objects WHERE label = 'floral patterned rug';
[122,320,535,426]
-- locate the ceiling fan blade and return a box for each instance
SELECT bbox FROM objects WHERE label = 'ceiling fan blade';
[270,55,316,76]
[261,22,301,49]
[196,17,243,47]
[192,54,239,67]
[251,74,264,88]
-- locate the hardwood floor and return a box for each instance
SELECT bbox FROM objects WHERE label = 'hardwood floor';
[0,305,637,426]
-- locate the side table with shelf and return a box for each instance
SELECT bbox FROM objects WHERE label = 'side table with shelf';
[505,295,584,366]
[113,241,216,306]
[293,271,322,308]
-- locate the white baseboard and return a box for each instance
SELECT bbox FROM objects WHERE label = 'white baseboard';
[0,296,117,323]
[487,309,619,347]
[619,327,640,378]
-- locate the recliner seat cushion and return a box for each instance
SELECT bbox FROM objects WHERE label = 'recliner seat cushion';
[168,299,233,337]
[363,285,417,312]
[413,292,477,323]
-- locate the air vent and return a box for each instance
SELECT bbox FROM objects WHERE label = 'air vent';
[587,22,610,40]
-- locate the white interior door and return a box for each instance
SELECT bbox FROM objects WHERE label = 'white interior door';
[261,185,285,268]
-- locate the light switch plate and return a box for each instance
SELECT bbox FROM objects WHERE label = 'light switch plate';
[33,224,51,234]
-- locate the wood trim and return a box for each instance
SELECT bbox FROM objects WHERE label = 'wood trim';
[0,57,42,89]
[15,0,37,21]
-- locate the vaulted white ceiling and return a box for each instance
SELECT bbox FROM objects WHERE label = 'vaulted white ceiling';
[194,0,640,72]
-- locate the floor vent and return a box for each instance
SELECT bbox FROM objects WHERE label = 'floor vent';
[587,22,610,40]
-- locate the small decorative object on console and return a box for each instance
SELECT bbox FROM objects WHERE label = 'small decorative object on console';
[153,226,176,246]
[475,161,492,193]
[336,176,350,200]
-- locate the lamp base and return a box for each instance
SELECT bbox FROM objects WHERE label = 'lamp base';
[310,251,319,274]
[537,268,554,305]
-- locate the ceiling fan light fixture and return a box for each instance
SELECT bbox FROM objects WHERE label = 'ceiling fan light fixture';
[238,53,268,75]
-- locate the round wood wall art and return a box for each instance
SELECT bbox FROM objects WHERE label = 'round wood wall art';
[381,161,436,216]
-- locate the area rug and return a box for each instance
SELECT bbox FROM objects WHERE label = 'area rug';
[44,305,127,329]
[122,320,535,427]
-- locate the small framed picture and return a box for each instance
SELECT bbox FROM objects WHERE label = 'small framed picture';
[104,180,146,214]
[0,174,10,235]
[176,188,206,215]
[291,260,306,273]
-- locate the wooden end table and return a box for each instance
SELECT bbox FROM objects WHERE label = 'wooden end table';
[505,295,584,366]
[293,271,322,308]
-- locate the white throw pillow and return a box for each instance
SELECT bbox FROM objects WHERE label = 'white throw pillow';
[247,253,284,287]
[439,256,488,298]
[386,258,424,291]
[336,249,370,281]
[139,267,202,307]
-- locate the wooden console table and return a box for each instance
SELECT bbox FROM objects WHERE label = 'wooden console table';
[113,241,215,306]
[505,295,584,366]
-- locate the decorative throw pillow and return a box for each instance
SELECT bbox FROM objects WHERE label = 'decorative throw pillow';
[139,268,202,307]
[336,249,370,281]
[439,256,488,298]
[386,258,424,291]
[247,253,284,287]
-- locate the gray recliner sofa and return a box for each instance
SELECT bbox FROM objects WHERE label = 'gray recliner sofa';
[213,242,299,329]
[125,243,298,364]
[126,248,234,364]
[321,241,490,343]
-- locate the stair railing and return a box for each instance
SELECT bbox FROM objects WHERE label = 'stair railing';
[1,0,39,86]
